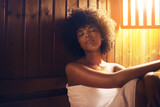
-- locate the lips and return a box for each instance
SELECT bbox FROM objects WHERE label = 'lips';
[86,39,95,44]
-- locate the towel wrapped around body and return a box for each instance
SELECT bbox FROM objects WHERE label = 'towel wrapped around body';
[66,79,138,107]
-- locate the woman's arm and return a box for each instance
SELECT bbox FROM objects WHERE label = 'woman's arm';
[65,60,160,88]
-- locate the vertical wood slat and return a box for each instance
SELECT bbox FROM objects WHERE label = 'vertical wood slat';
[89,0,97,10]
[39,0,53,77]
[79,0,88,8]
[67,0,77,18]
[150,29,159,61]
[106,0,111,17]
[115,28,123,65]
[67,0,77,10]
[0,0,5,79]
[152,0,155,25]
[159,30,160,59]
[25,0,39,78]
[130,29,135,66]
[54,0,66,76]
[122,29,130,67]
[145,29,151,62]
[6,0,23,79]
[128,0,131,26]
[135,0,139,26]
[143,0,147,26]
[139,30,146,64]
[99,0,106,13]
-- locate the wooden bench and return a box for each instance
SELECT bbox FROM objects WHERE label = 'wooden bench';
[0,77,70,107]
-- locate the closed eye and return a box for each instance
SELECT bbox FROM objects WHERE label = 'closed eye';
[78,32,84,37]
[89,29,97,32]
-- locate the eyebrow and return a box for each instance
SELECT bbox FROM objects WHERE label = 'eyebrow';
[88,25,95,29]
[77,29,84,34]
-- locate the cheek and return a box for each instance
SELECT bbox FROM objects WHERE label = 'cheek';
[94,33,103,41]
[77,37,85,46]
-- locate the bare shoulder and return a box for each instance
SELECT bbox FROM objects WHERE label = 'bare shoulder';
[65,62,78,73]
[65,62,82,86]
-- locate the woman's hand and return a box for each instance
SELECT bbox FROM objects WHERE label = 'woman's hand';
[144,72,160,107]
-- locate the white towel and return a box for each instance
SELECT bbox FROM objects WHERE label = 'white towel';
[66,79,138,107]
[107,79,138,107]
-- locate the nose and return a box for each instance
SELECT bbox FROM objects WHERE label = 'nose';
[85,33,92,38]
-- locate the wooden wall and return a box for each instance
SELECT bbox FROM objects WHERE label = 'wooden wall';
[0,0,159,106]
[115,28,160,68]
[0,0,109,106]
[0,0,68,106]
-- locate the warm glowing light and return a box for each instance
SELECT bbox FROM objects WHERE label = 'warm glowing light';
[138,0,144,26]
[155,0,160,25]
[131,0,135,26]
[146,0,152,25]
[123,0,160,27]
[123,0,128,26]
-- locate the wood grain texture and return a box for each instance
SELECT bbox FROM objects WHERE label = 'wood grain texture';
[0,0,5,79]
[0,95,70,107]
[99,0,106,13]
[79,0,88,8]
[0,77,67,103]
[25,0,39,78]
[54,0,66,76]
[89,0,97,10]
[6,0,23,79]
[39,0,53,77]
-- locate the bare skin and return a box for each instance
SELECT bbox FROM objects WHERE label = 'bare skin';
[66,24,160,106]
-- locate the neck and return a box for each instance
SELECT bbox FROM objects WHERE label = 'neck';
[84,51,102,66]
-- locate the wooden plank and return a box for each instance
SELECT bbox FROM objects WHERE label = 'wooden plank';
[145,29,151,63]
[67,0,77,18]
[25,0,39,78]
[99,0,106,13]
[159,30,160,59]
[130,29,136,66]
[89,0,97,10]
[67,0,77,10]
[150,29,159,61]
[0,0,5,79]
[6,0,23,79]
[122,29,130,67]
[110,0,121,29]
[0,95,70,107]
[39,0,53,77]
[0,77,67,103]
[115,28,123,65]
[54,0,66,76]
[79,0,87,8]
[0,77,67,94]
[139,29,146,64]
[106,0,111,17]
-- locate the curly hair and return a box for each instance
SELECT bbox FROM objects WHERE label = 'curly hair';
[64,8,116,59]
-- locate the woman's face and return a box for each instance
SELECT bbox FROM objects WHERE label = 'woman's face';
[77,24,103,53]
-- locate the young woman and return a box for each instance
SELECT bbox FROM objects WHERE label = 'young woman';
[64,9,160,107]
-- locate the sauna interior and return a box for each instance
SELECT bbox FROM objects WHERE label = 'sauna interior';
[0,0,160,106]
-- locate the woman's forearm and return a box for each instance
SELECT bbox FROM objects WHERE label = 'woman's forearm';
[114,60,160,87]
